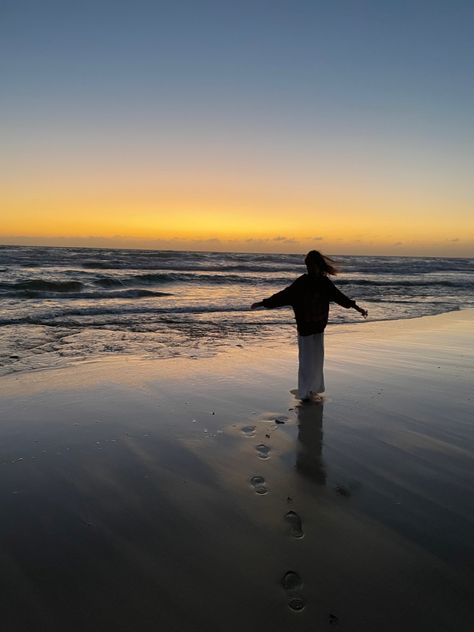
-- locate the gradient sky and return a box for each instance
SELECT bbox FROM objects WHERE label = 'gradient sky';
[2,0,473,255]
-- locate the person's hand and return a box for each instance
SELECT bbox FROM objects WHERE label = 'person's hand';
[356,306,368,318]
[251,302,263,310]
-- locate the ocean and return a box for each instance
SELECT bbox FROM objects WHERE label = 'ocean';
[0,245,472,375]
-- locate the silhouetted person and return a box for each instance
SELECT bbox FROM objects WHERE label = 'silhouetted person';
[251,250,367,401]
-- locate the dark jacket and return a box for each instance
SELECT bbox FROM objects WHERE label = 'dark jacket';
[262,274,355,335]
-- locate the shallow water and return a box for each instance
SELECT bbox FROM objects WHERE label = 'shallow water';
[1,245,472,374]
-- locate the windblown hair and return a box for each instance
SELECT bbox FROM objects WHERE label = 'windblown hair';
[304,250,338,276]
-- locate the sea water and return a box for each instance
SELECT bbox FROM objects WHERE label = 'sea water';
[0,245,472,374]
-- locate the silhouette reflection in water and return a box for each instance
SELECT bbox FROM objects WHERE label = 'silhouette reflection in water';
[296,402,326,484]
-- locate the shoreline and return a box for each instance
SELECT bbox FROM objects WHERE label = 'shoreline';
[1,309,473,631]
[1,304,468,379]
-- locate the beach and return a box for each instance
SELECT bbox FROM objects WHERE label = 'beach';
[1,309,473,631]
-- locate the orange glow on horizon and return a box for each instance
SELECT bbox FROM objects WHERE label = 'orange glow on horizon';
[2,163,473,256]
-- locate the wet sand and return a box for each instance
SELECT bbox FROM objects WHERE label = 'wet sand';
[1,310,473,631]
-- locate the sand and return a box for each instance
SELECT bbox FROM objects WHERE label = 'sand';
[1,310,473,631]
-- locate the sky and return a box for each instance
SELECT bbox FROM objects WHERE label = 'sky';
[1,0,473,256]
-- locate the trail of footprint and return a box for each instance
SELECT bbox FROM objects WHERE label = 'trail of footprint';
[281,571,306,612]
[256,443,271,459]
[284,510,304,539]
[250,475,268,495]
[241,425,256,438]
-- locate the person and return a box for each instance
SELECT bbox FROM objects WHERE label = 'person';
[251,250,367,402]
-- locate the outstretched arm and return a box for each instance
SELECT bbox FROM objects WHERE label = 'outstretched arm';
[326,278,368,318]
[354,304,368,318]
[250,278,301,310]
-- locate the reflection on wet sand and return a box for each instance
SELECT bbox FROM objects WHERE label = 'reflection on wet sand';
[296,402,326,485]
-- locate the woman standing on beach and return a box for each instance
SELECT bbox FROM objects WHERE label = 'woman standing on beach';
[251,250,368,401]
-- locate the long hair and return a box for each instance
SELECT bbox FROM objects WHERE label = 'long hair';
[304,250,338,276]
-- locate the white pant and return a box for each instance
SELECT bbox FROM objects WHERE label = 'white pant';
[298,333,325,399]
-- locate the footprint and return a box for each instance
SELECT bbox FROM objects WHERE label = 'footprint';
[281,571,306,612]
[284,511,304,539]
[335,480,360,497]
[335,485,351,497]
[250,475,268,495]
[256,444,271,459]
[241,425,256,438]
[274,415,288,425]
[281,570,303,591]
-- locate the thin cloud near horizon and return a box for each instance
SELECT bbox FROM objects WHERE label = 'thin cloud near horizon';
[1,234,472,258]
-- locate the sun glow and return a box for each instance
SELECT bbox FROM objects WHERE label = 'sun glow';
[2,183,471,255]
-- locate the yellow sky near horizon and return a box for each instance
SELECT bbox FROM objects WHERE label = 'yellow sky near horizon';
[2,136,473,256]
[3,108,473,257]
[2,195,472,256]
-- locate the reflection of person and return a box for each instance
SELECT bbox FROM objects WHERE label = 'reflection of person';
[251,250,367,401]
[296,401,326,484]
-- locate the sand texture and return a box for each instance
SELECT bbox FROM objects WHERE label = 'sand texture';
[1,310,473,631]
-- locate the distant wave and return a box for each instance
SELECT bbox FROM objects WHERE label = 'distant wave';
[0,286,171,300]
[0,304,252,327]
[81,262,304,273]
[92,278,125,287]
[336,278,472,288]
[1,274,472,297]
[81,260,119,269]
[0,272,295,290]
[1,280,84,292]
[85,272,474,290]
[2,245,472,276]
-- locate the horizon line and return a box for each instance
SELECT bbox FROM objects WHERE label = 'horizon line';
[0,242,472,260]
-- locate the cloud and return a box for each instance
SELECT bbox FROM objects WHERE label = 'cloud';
[272,236,299,244]
[392,241,403,246]
[449,237,460,242]
[312,236,323,241]
[193,238,222,245]
[245,236,299,245]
